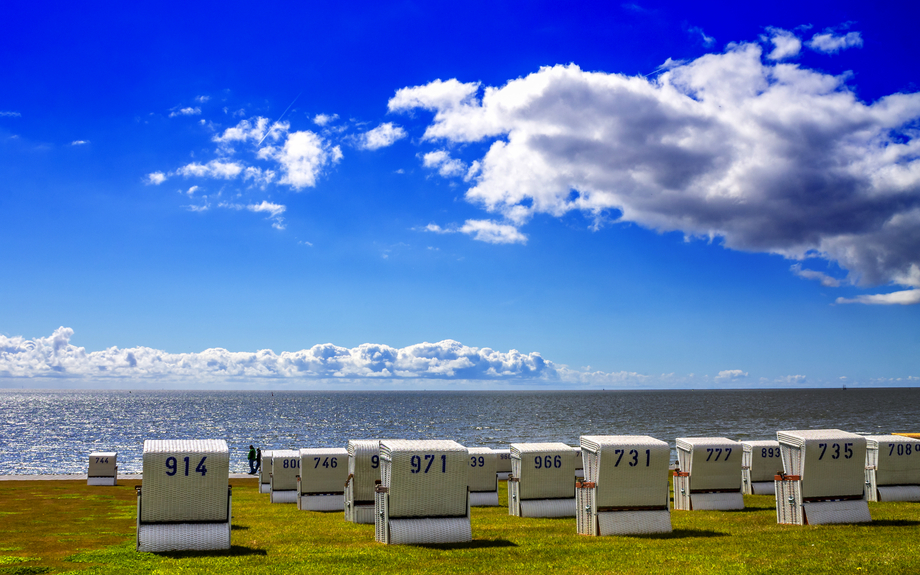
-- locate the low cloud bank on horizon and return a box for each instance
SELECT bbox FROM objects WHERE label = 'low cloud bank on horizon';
[1,328,916,389]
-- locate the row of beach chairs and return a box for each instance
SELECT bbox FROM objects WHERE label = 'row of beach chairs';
[103,430,920,552]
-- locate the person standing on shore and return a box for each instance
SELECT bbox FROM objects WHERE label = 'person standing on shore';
[255,447,262,473]
[247,445,257,474]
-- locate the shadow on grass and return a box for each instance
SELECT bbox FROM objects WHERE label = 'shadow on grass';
[721,505,775,512]
[156,545,267,558]
[860,519,920,527]
[230,524,250,530]
[633,529,728,540]
[415,539,518,550]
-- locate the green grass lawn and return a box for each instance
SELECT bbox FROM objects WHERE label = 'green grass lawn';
[1,477,918,574]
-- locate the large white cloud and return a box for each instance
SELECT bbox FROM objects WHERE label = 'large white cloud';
[259,130,343,190]
[390,39,920,303]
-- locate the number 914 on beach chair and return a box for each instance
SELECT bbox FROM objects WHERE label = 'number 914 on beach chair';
[136,439,231,552]
[508,443,577,518]
[775,429,870,525]
[297,447,348,511]
[864,435,920,502]
[576,436,672,536]
[374,440,472,545]
[673,437,743,511]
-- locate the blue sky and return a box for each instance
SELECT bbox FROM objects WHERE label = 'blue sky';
[1,1,918,389]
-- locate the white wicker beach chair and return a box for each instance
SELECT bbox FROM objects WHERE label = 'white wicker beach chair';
[576,436,672,536]
[508,442,576,518]
[136,439,230,552]
[270,450,300,504]
[573,446,585,479]
[468,447,499,506]
[673,437,743,511]
[88,452,117,486]
[741,440,782,495]
[775,429,870,525]
[864,435,920,502]
[297,448,349,511]
[495,448,512,480]
[259,450,274,494]
[374,439,471,545]
[345,440,382,524]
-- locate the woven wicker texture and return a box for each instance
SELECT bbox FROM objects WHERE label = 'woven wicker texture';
[777,429,866,498]
[88,452,117,477]
[469,491,499,507]
[137,523,231,552]
[877,485,920,502]
[690,492,744,510]
[775,477,801,524]
[520,498,575,518]
[510,442,576,500]
[259,483,271,494]
[675,437,742,491]
[597,510,672,536]
[259,450,274,488]
[672,474,690,510]
[751,482,774,495]
[576,483,594,534]
[270,450,301,492]
[352,505,375,524]
[864,435,920,486]
[271,489,298,504]
[802,500,871,525]
[468,447,498,493]
[347,440,382,502]
[87,477,117,486]
[299,448,348,494]
[580,435,670,508]
[495,449,513,473]
[380,439,468,518]
[388,517,472,545]
[741,440,783,483]
[298,493,344,511]
[140,440,229,522]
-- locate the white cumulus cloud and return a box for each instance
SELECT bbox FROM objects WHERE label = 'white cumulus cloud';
[169,107,202,117]
[360,122,407,150]
[313,113,339,126]
[146,172,167,185]
[175,160,245,179]
[790,264,842,287]
[807,30,863,53]
[764,27,801,60]
[260,130,343,190]
[836,289,920,306]
[422,150,466,177]
[389,38,920,302]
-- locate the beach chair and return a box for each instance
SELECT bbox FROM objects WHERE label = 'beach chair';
[297,447,349,511]
[741,440,782,495]
[136,439,230,552]
[259,450,274,494]
[374,439,471,544]
[576,435,672,535]
[673,437,743,510]
[508,442,576,518]
[495,448,512,480]
[573,446,585,479]
[864,435,920,502]
[345,440,381,524]
[468,447,499,506]
[88,451,117,486]
[775,429,870,525]
[270,450,300,503]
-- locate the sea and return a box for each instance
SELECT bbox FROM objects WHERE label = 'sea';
[1,388,918,475]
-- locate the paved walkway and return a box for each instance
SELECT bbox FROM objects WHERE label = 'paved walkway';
[0,473,259,481]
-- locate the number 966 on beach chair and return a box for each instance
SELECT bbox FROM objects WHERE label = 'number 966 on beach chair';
[136,439,231,552]
[270,450,300,504]
[775,429,870,525]
[374,440,472,545]
[508,443,576,518]
[741,440,782,495]
[298,447,348,511]
[345,440,381,524]
[468,447,499,506]
[576,436,672,536]
[88,452,117,486]
[865,435,920,502]
[673,437,743,511]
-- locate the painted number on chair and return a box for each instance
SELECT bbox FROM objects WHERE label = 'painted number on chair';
[281,459,300,469]
[470,455,486,467]
[94,457,109,464]
[533,455,563,469]
[613,449,651,467]
[705,448,732,461]
[165,456,207,477]
[817,443,853,460]
[888,443,915,457]
[760,447,780,458]
[410,454,447,474]
[371,455,379,469]
[313,457,339,468]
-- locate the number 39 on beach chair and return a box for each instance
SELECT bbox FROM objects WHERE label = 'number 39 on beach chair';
[775,429,870,525]
[374,439,472,545]
[467,447,499,506]
[270,450,300,504]
[298,447,348,511]
[136,439,231,552]
[864,435,920,502]
[741,440,782,495]
[508,443,577,518]
[576,435,672,536]
[673,437,743,511]
[345,439,381,524]
[88,452,117,486]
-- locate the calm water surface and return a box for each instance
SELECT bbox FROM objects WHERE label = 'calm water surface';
[1,388,917,474]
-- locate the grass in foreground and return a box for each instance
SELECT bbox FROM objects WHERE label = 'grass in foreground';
[1,477,919,574]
